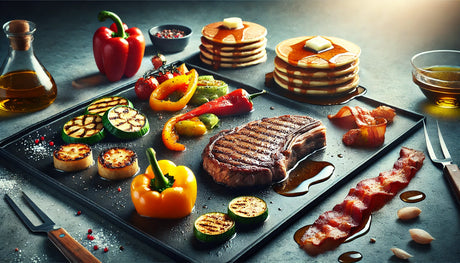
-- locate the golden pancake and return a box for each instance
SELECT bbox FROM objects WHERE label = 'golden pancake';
[274,67,358,87]
[274,56,359,78]
[201,21,267,44]
[273,72,359,95]
[276,36,361,69]
[201,36,267,52]
[200,53,267,68]
[200,46,266,63]
[200,43,266,58]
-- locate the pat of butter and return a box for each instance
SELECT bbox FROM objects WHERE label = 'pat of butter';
[304,36,332,53]
[223,17,243,29]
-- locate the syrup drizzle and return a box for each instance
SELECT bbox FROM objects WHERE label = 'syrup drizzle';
[273,159,334,197]
[400,190,426,203]
[287,37,353,67]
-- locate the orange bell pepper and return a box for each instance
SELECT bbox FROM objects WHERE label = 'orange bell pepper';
[130,148,197,218]
[149,69,198,112]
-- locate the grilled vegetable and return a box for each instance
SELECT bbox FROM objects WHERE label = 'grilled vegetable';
[102,105,149,139]
[53,143,93,172]
[189,75,228,105]
[228,196,268,225]
[85,96,132,116]
[130,148,197,218]
[175,117,207,137]
[198,113,219,130]
[98,147,139,180]
[194,212,236,243]
[62,114,105,145]
[149,69,198,112]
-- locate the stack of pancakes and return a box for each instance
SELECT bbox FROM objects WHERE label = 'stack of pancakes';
[273,36,361,96]
[200,20,267,69]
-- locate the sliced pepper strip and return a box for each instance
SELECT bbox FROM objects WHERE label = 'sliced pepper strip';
[130,148,197,218]
[149,69,198,112]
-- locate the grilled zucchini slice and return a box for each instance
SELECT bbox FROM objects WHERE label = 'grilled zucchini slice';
[53,143,93,172]
[97,147,139,180]
[194,212,236,243]
[86,96,132,116]
[62,114,105,145]
[228,196,268,225]
[102,105,149,139]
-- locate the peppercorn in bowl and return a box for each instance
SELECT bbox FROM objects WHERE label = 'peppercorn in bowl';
[149,24,192,53]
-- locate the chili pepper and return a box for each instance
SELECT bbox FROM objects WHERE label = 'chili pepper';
[162,89,266,151]
[93,10,145,82]
[149,69,198,112]
[130,148,197,218]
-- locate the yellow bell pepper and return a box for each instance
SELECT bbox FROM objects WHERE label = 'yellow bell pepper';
[149,69,198,112]
[130,148,197,218]
[175,117,207,137]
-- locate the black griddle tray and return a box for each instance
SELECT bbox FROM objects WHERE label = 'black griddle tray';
[0,53,424,262]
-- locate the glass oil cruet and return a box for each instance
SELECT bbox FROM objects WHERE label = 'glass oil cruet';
[0,20,57,112]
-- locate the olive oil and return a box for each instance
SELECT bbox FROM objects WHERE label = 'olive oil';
[0,70,57,112]
[0,20,57,112]
[413,65,460,108]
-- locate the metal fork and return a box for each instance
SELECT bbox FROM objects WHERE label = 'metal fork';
[424,120,460,205]
[4,192,101,263]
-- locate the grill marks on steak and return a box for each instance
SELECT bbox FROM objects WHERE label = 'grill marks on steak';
[202,115,326,187]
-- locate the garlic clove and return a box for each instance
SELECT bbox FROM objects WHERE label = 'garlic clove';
[397,206,422,220]
[391,247,413,259]
[409,228,435,244]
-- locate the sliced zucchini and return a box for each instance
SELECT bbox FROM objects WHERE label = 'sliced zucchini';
[53,143,93,172]
[98,147,139,180]
[62,114,105,145]
[86,96,132,116]
[102,105,149,139]
[228,196,268,225]
[194,212,236,243]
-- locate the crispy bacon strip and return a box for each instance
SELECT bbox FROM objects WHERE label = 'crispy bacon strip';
[328,106,396,147]
[300,147,425,256]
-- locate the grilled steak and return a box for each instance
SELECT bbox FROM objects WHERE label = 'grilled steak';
[202,115,326,187]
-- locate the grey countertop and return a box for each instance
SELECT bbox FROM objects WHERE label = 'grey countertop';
[1,1,460,262]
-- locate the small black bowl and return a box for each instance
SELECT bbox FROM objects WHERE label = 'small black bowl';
[149,24,192,53]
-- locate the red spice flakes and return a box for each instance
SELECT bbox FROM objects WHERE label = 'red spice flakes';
[155,29,185,39]
[103,247,109,253]
[93,245,99,250]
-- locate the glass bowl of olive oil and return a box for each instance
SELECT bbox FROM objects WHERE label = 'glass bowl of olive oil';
[411,50,460,108]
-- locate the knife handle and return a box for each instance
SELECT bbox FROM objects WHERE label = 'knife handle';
[48,228,101,263]
[444,164,460,205]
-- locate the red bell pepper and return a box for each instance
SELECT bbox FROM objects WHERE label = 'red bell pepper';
[93,10,145,82]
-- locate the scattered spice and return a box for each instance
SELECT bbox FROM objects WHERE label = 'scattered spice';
[117,187,122,192]
[40,136,45,141]
[14,248,19,252]
[104,247,109,253]
[49,141,54,146]
[93,245,99,250]
[370,238,376,243]
[76,210,82,216]
[34,139,40,144]
[88,229,93,234]
[87,234,95,240]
